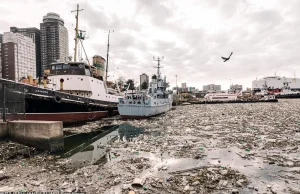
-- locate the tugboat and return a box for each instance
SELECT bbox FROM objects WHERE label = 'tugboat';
[118,57,173,119]
[0,4,122,124]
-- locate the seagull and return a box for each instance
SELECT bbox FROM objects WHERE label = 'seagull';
[221,52,233,62]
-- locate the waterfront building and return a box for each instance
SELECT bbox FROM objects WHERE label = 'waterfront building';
[40,12,69,74]
[252,76,300,91]
[192,89,199,93]
[10,27,41,78]
[203,84,221,91]
[181,83,188,92]
[188,87,196,92]
[230,84,243,90]
[140,73,149,89]
[1,32,36,81]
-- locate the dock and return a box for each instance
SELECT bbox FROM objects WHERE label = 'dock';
[173,99,278,106]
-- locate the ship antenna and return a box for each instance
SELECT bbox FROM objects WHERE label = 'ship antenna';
[106,30,114,82]
[71,4,84,62]
[153,56,164,79]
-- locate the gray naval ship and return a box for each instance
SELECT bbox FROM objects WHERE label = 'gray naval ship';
[118,57,173,119]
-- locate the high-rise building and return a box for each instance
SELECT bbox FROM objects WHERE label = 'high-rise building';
[0,34,3,78]
[203,84,221,91]
[10,27,41,78]
[1,32,36,81]
[181,83,188,92]
[140,73,149,89]
[230,84,243,90]
[40,12,69,74]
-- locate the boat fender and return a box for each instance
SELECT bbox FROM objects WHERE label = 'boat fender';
[54,96,62,103]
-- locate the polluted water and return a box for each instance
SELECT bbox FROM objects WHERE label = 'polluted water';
[0,99,300,193]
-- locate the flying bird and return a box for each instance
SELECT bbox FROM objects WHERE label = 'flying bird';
[221,52,233,62]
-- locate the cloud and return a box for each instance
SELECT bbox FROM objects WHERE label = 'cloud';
[1,0,300,90]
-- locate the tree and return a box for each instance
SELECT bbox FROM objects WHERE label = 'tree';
[141,81,149,90]
[117,76,126,90]
[124,79,135,91]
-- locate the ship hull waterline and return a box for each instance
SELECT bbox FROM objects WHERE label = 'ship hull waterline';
[118,103,172,120]
[5,111,109,124]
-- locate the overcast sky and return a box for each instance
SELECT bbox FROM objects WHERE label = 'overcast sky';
[1,0,300,90]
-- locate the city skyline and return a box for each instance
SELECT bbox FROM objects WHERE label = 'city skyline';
[1,0,300,89]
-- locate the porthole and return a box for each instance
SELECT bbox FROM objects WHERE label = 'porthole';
[67,78,69,80]
[92,80,93,82]
[81,78,83,81]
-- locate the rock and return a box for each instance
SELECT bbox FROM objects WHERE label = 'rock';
[162,166,168,170]
[181,172,191,176]
[0,171,4,174]
[184,185,190,191]
[0,175,10,181]
[30,181,41,186]
[290,187,300,194]
[220,170,228,175]
[132,178,145,187]
[65,187,75,192]
[62,182,69,187]
[128,191,136,194]
[232,189,239,194]
[236,179,244,187]
[254,187,258,191]
[0,186,15,192]
[192,181,200,186]
[222,180,228,187]
[158,178,164,183]
[114,177,121,184]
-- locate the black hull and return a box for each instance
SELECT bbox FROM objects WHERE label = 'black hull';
[0,79,119,115]
[275,94,300,98]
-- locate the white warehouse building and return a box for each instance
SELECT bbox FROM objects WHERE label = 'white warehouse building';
[252,76,300,91]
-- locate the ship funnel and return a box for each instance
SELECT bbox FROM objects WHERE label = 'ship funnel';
[27,75,33,85]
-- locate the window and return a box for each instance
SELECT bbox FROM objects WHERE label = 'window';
[51,66,55,70]
[63,64,70,69]
[56,64,62,69]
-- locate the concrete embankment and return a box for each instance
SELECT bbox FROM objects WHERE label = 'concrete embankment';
[0,122,7,140]
[0,120,64,152]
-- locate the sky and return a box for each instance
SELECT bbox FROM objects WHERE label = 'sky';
[1,0,300,90]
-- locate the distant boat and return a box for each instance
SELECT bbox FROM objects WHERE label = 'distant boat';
[204,90,242,101]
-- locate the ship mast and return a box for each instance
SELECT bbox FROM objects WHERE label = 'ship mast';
[71,4,84,62]
[106,30,114,82]
[153,56,164,80]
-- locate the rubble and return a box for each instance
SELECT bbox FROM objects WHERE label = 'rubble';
[0,99,300,193]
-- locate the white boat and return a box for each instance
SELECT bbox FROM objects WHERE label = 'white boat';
[275,81,300,96]
[204,90,242,102]
[118,57,173,119]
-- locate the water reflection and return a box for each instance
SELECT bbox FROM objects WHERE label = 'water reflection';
[60,124,144,166]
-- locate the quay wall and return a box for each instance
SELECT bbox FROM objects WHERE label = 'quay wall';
[7,120,64,152]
